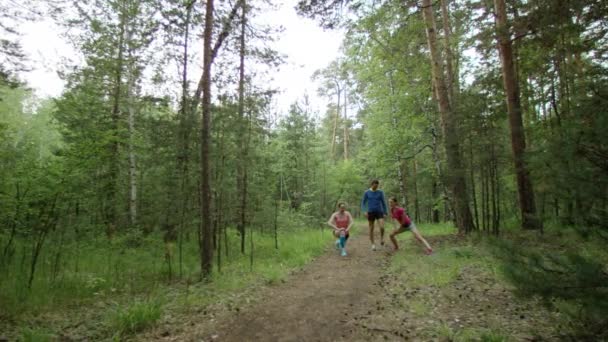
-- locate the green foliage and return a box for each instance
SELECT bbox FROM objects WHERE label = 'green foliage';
[108,300,162,338]
[491,229,608,338]
[19,327,54,342]
[0,226,330,339]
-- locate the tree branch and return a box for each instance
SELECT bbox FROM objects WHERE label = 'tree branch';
[190,0,243,114]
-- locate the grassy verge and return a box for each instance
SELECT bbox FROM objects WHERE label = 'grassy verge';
[0,226,334,340]
[383,222,560,341]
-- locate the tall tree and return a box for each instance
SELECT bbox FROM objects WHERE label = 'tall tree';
[236,0,249,254]
[421,0,474,233]
[493,0,541,230]
[199,0,215,278]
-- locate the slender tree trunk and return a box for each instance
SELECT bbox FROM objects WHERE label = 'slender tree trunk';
[237,1,248,254]
[107,2,127,237]
[389,74,407,204]
[492,146,501,235]
[164,0,196,278]
[481,163,487,232]
[413,159,420,222]
[274,198,279,249]
[215,172,224,273]
[397,162,407,206]
[330,83,341,159]
[127,100,137,226]
[28,196,59,288]
[214,117,227,252]
[125,30,138,226]
[494,0,541,230]
[343,86,348,160]
[469,138,480,230]
[2,184,26,263]
[490,145,498,234]
[421,0,474,233]
[432,180,440,223]
[430,127,443,223]
[178,1,195,279]
[199,0,215,279]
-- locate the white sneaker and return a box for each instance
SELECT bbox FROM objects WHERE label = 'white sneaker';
[371,244,376,251]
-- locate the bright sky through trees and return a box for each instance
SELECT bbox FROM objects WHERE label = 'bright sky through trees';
[19,0,343,114]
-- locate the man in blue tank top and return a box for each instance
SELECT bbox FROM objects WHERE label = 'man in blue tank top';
[360,179,388,251]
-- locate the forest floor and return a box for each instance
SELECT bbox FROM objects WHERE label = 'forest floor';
[137,224,563,342]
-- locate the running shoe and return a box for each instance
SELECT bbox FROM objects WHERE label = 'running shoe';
[341,249,347,257]
[371,244,376,251]
[425,247,433,255]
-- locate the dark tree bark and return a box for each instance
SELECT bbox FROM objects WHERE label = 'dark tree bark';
[421,0,475,233]
[236,0,248,254]
[199,0,215,279]
[494,0,541,230]
[469,138,480,230]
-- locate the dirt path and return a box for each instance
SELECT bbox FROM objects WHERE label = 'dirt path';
[142,226,560,342]
[203,224,388,342]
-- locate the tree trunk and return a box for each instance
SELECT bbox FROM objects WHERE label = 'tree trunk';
[469,138,480,230]
[492,145,501,235]
[199,0,215,279]
[127,96,137,226]
[440,0,456,103]
[107,2,127,237]
[178,1,195,279]
[397,162,407,206]
[413,159,420,222]
[330,82,341,159]
[126,27,138,227]
[483,163,489,233]
[343,85,348,160]
[388,73,407,205]
[274,198,279,249]
[494,0,541,230]
[421,0,474,233]
[237,0,248,254]
[432,180,440,223]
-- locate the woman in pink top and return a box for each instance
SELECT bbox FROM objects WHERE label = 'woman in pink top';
[388,197,433,254]
[327,203,354,257]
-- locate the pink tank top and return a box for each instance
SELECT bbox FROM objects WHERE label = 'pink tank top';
[334,213,350,228]
[391,207,412,226]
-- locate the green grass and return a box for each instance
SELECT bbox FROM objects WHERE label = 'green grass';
[398,220,607,340]
[434,323,510,342]
[108,300,162,339]
[18,327,54,342]
[0,225,334,340]
[416,222,459,237]
[389,223,494,288]
[408,299,430,315]
[457,328,510,342]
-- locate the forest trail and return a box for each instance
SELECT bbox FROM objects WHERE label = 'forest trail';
[144,224,392,341]
[204,224,388,342]
[141,224,560,342]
